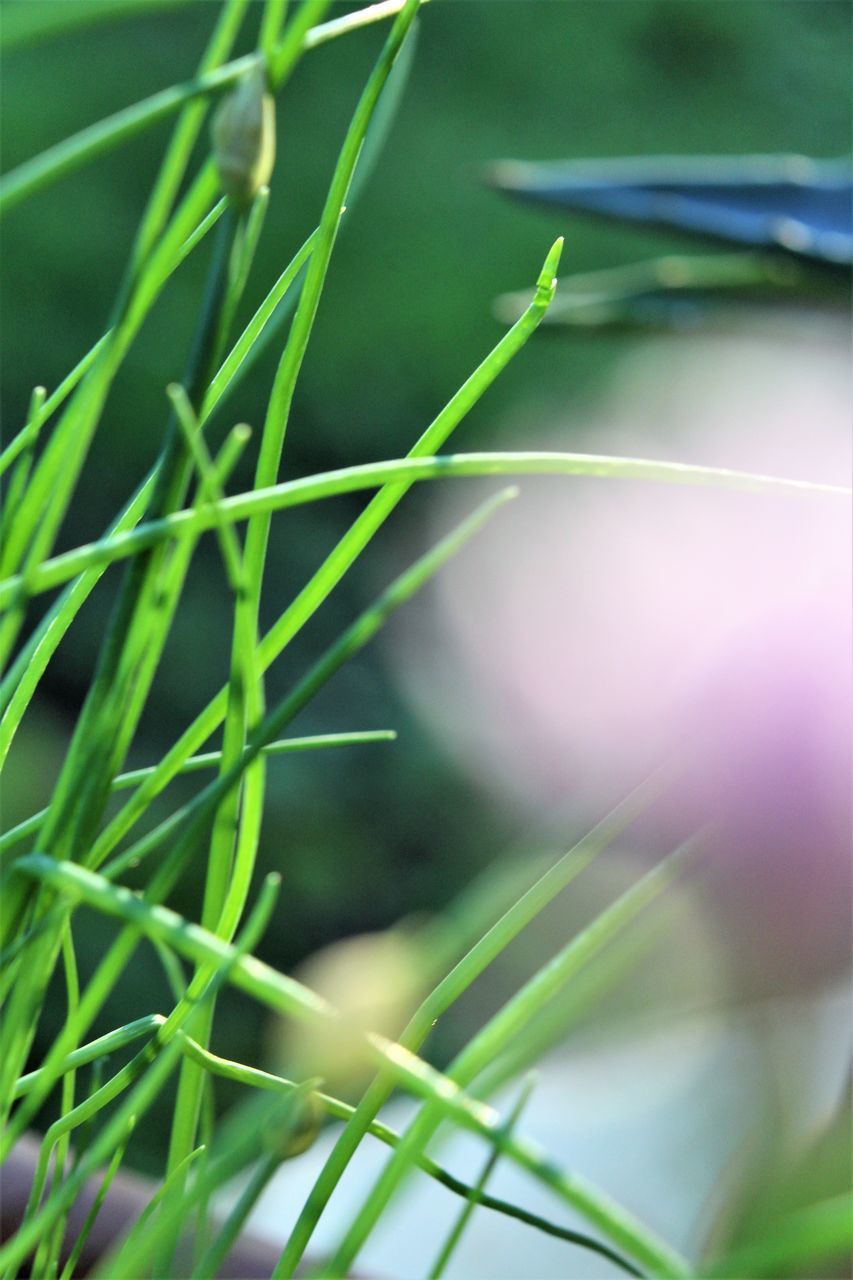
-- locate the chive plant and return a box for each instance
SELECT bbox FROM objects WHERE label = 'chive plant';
[1,3,849,1278]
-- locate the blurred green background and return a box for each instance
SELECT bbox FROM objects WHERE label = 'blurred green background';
[1,0,849,1171]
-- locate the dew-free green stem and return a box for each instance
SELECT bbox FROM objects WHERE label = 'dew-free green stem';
[429,1076,534,1279]
[0,421,245,778]
[77,236,561,885]
[311,849,692,1280]
[12,1016,166,1099]
[277,777,655,1274]
[0,733,395,859]
[170,1037,641,1276]
[55,1122,133,1280]
[0,388,45,545]
[6,448,842,612]
[0,0,416,214]
[0,876,280,1275]
[165,0,425,1195]
[14,854,689,1279]
[198,0,425,948]
[34,203,240,873]
[95,490,515,886]
[0,217,309,770]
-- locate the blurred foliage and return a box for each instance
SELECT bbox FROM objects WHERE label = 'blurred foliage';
[1,0,850,1171]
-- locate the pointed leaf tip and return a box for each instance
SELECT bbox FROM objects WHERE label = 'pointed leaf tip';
[536,237,564,297]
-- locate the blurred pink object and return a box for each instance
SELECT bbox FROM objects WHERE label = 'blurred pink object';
[395,326,852,995]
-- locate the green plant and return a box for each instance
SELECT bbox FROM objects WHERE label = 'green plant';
[1,3,849,1278]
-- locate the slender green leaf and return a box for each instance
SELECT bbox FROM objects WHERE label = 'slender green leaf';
[4,447,843,610]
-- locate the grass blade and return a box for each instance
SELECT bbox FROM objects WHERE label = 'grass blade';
[321,847,693,1279]
[6,446,844,610]
[428,1076,535,1279]
[0,0,418,215]
[14,853,689,1278]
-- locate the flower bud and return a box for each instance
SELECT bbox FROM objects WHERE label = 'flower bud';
[212,62,275,207]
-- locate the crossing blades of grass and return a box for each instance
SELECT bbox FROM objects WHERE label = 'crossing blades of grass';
[74,238,562,873]
[0,214,314,769]
[2,492,507,1149]
[5,446,845,611]
[428,1075,535,1279]
[163,0,426,1196]
[275,777,660,1274]
[15,853,690,1278]
[95,488,517,891]
[0,424,247,778]
[0,488,511,1155]
[0,872,281,1277]
[300,847,694,1280]
[0,0,418,214]
[0,732,395,860]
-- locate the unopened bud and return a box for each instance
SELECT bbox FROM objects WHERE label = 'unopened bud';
[212,62,276,207]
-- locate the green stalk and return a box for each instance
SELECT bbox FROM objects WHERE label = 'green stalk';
[12,1017,165,1099]
[0,337,108,478]
[0,732,394,861]
[73,236,563,893]
[0,0,416,214]
[429,1076,535,1280]
[322,850,692,1279]
[274,779,658,1274]
[0,220,312,770]
[259,0,290,61]
[35,207,240,855]
[15,853,688,1278]
[93,491,515,892]
[7,437,844,612]
[177,1038,641,1276]
[0,875,280,1278]
[0,0,248,602]
[0,388,45,544]
[163,0,424,1194]
[55,1123,135,1280]
[0,209,246,1098]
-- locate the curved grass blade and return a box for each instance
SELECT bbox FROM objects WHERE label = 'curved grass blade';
[165,0,427,1193]
[429,1076,535,1279]
[0,423,247,772]
[15,853,688,1278]
[97,488,516,886]
[201,225,318,419]
[55,1119,135,1280]
[0,334,109,481]
[150,1034,639,1275]
[3,492,504,1146]
[313,848,693,1280]
[0,213,310,765]
[277,782,658,1272]
[0,874,280,1276]
[12,1016,166,1100]
[5,447,844,611]
[75,238,562,869]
